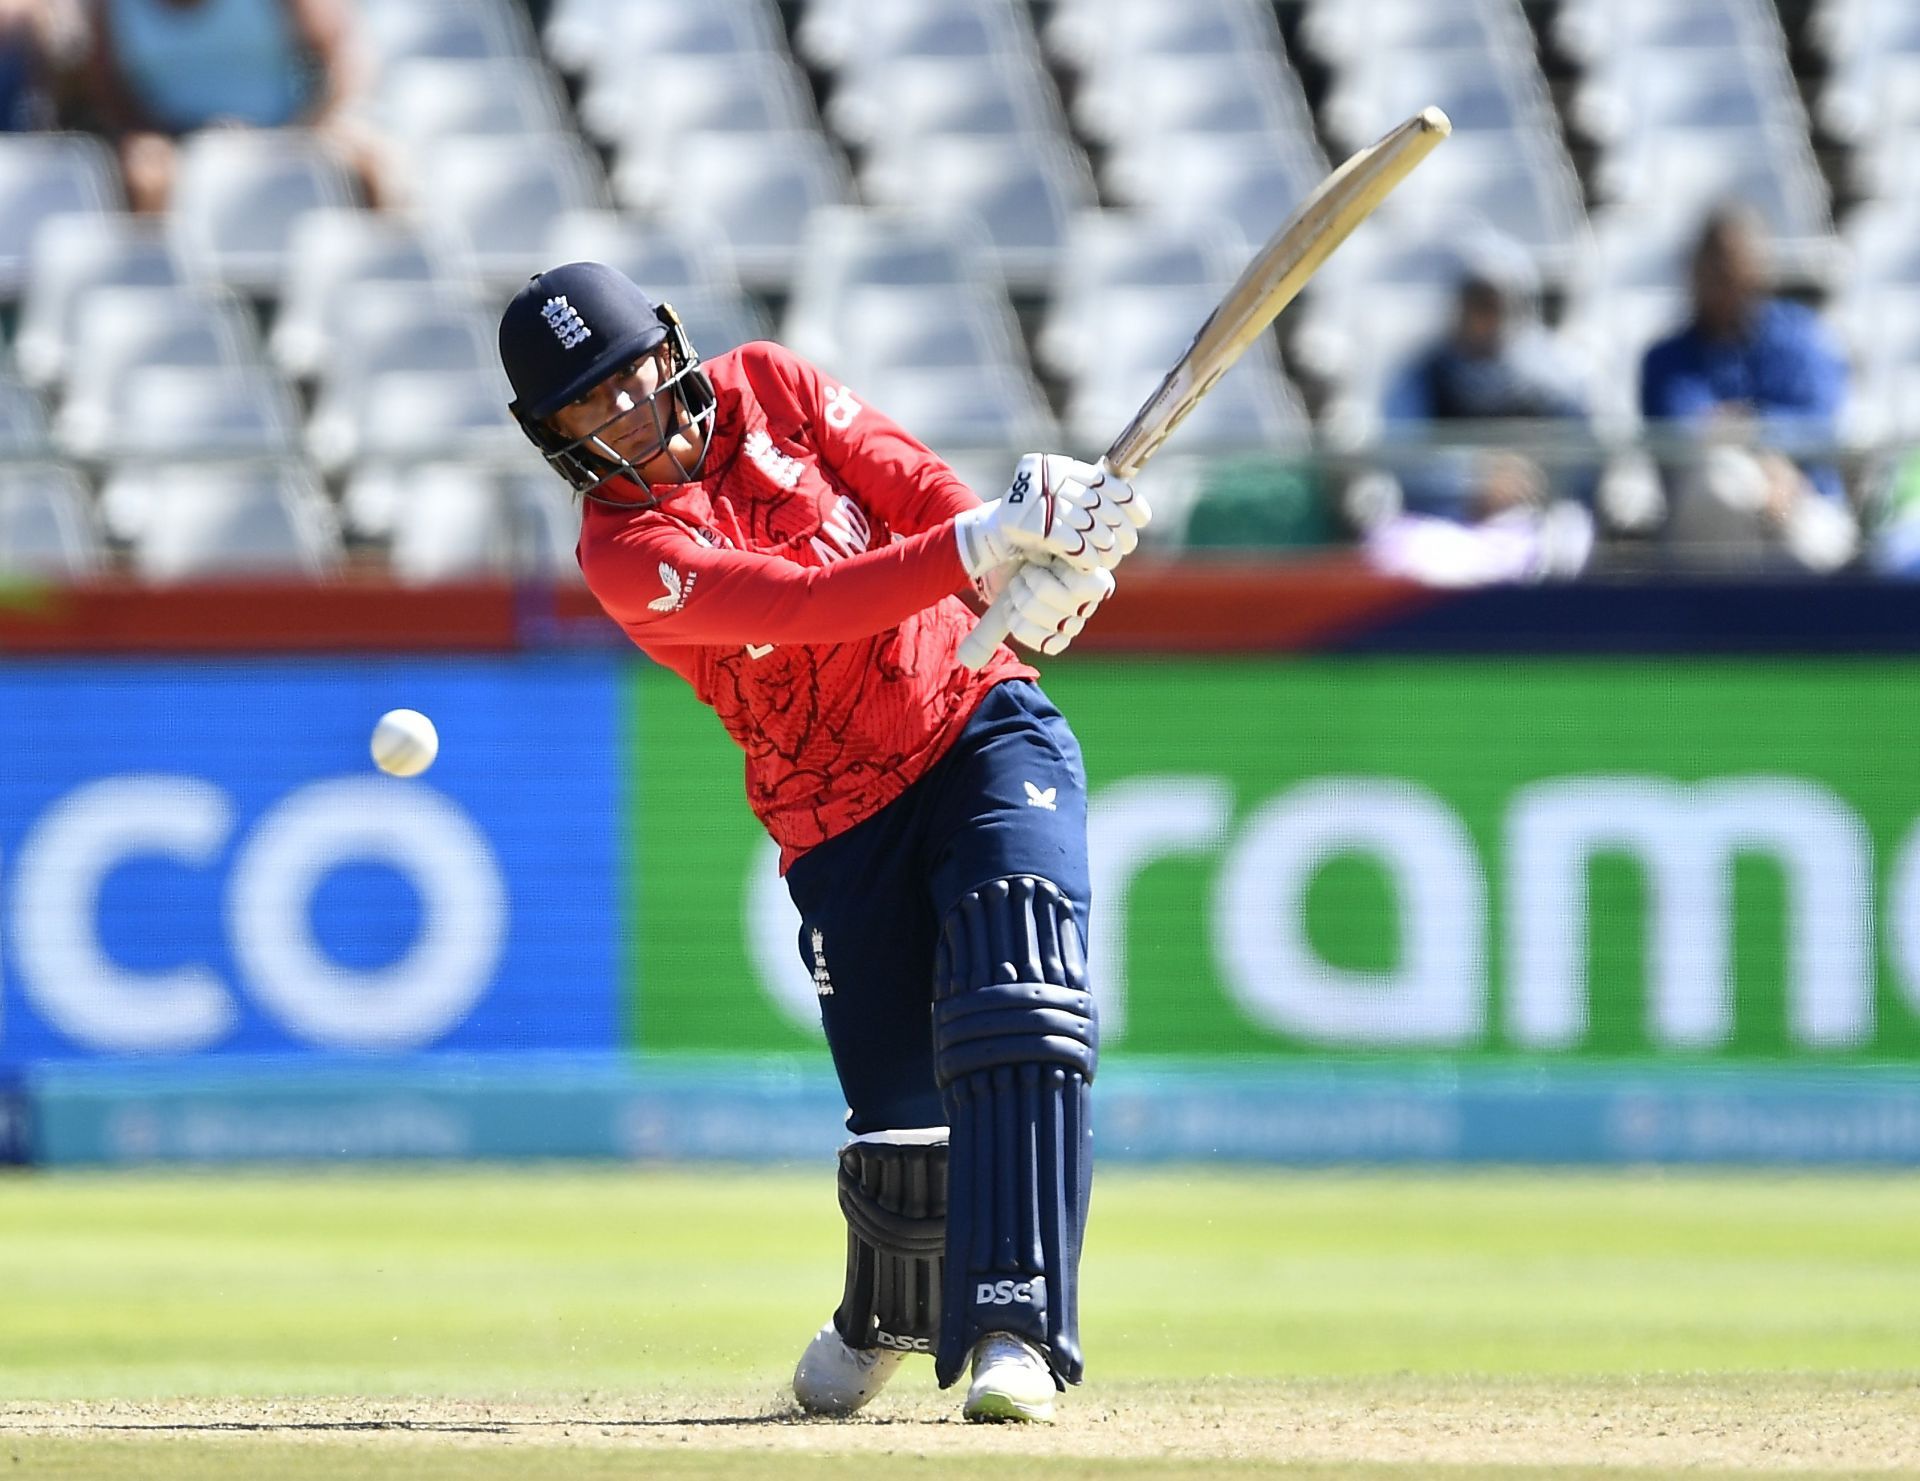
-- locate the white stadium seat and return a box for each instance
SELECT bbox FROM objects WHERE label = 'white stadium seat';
[117,366,302,459]
[0,465,102,578]
[168,129,360,294]
[0,133,121,295]
[15,213,184,389]
[59,286,264,458]
[272,210,466,379]
[543,210,744,302]
[863,134,1095,290]
[0,375,50,458]
[634,131,854,292]
[107,460,343,580]
[1038,212,1240,379]
[408,133,610,285]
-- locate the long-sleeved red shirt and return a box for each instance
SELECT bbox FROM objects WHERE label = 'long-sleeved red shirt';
[577,340,1035,868]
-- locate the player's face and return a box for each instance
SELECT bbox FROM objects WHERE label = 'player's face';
[548,345,708,486]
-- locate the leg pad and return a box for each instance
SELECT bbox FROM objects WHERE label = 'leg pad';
[833,1129,948,1353]
[933,876,1096,1390]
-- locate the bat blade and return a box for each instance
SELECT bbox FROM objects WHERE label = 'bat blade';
[957,106,1452,670]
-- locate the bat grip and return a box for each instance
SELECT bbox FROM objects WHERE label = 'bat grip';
[957,586,1017,670]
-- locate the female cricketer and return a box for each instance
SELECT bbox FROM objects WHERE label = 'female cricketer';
[498,261,1148,1423]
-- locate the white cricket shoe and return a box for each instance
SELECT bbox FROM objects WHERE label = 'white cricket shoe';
[792,1322,906,1416]
[962,1332,1056,1423]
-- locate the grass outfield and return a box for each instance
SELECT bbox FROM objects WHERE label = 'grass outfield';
[1,1168,1917,1477]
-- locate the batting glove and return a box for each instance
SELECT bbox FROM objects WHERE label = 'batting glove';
[1004,557,1117,656]
[953,454,1151,579]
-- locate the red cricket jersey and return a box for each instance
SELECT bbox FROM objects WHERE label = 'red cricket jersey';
[577,340,1036,869]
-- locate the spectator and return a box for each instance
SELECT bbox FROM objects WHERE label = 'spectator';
[1362,234,1594,585]
[1640,204,1856,571]
[0,0,82,131]
[1382,232,1592,522]
[80,0,390,212]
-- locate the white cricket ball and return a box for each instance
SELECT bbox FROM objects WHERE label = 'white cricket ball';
[371,708,439,777]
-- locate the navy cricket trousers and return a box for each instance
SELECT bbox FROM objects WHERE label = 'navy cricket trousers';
[784,678,1093,1134]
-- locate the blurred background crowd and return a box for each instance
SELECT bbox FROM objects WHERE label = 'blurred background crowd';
[0,0,1912,587]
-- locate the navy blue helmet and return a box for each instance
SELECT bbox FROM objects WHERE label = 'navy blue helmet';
[497,261,716,504]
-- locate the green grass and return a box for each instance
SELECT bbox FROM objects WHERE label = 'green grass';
[2,1168,1917,1477]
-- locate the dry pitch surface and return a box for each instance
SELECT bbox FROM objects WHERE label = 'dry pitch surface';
[6,1379,1919,1478]
[3,1168,1917,1478]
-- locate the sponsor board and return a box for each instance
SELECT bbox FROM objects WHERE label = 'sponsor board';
[0,659,622,1065]
[632,659,1920,1063]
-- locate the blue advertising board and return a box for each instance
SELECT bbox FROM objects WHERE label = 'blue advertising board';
[0,657,622,1067]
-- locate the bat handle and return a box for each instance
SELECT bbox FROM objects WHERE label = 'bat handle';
[957,585,1017,671]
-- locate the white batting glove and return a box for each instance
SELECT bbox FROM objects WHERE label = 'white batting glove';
[1004,557,1117,656]
[953,454,1151,579]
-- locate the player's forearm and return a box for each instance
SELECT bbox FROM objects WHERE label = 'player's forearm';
[608,523,970,646]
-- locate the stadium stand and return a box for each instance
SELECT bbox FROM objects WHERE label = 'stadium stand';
[0,0,1892,577]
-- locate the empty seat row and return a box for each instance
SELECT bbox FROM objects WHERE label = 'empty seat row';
[0,459,581,585]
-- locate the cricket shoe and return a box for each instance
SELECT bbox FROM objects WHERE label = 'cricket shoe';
[791,1322,906,1416]
[962,1332,1056,1423]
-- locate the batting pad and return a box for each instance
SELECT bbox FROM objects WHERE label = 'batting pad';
[932,875,1097,1389]
[833,1128,949,1354]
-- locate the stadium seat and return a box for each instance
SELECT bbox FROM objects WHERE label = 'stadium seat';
[1045,0,1284,72]
[783,208,1006,368]
[361,0,537,74]
[1842,206,1920,293]
[1313,284,1463,410]
[349,369,521,465]
[58,286,264,458]
[862,366,1061,452]
[168,130,360,295]
[385,463,516,581]
[1062,285,1308,453]
[827,54,1068,149]
[543,210,744,302]
[862,134,1097,290]
[1321,48,1561,155]
[382,462,582,583]
[552,0,780,76]
[1073,53,1316,152]
[1598,128,1833,249]
[800,0,1033,74]
[0,133,122,296]
[827,284,1032,382]
[585,48,809,150]
[1574,47,1805,147]
[15,213,184,389]
[1296,0,1536,66]
[374,57,571,145]
[0,465,102,578]
[272,210,466,379]
[634,131,854,292]
[307,285,501,469]
[1371,134,1592,275]
[603,57,821,201]
[1037,212,1240,379]
[1104,131,1327,253]
[667,289,775,360]
[0,375,50,458]
[408,133,610,285]
[108,460,343,580]
[118,366,302,459]
[1555,0,1780,66]
[349,458,580,579]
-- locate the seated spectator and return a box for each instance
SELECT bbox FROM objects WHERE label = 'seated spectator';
[1382,232,1592,523]
[80,0,390,211]
[1640,204,1856,572]
[0,0,82,130]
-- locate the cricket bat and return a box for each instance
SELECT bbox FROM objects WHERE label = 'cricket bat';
[957,106,1453,670]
